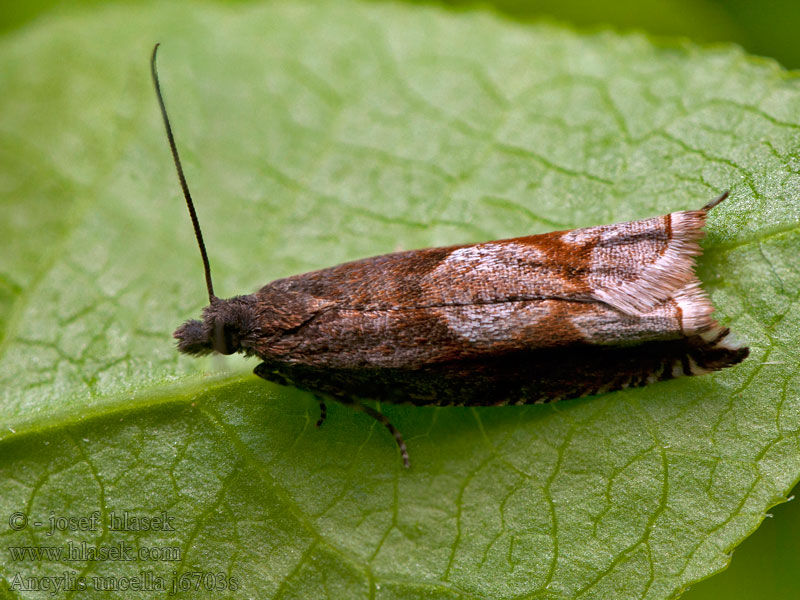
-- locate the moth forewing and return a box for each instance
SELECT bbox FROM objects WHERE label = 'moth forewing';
[243,196,747,401]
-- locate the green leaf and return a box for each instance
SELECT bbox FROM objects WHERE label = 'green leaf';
[1,2,799,598]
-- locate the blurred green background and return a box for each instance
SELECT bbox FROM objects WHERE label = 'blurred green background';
[4,0,800,69]
[2,0,797,598]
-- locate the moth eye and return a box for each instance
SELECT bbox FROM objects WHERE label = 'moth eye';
[224,327,240,355]
[211,321,239,355]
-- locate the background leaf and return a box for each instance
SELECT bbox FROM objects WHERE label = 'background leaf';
[6,0,800,70]
[1,2,799,598]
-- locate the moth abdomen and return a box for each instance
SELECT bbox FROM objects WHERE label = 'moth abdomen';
[253,328,749,409]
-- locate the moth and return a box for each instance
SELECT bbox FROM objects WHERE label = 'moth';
[151,45,748,467]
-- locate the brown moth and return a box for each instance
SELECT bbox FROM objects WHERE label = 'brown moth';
[152,45,748,467]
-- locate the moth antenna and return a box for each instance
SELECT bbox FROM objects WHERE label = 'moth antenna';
[151,43,217,304]
[702,190,730,211]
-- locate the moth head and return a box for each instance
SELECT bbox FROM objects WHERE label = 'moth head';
[153,47,261,358]
[174,295,258,356]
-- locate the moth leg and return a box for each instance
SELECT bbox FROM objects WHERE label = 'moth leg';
[251,363,409,466]
[253,363,327,426]
[355,403,410,469]
[314,396,327,428]
[253,362,292,386]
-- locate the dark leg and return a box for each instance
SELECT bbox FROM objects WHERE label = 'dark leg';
[356,403,410,468]
[314,396,327,428]
[253,363,409,467]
